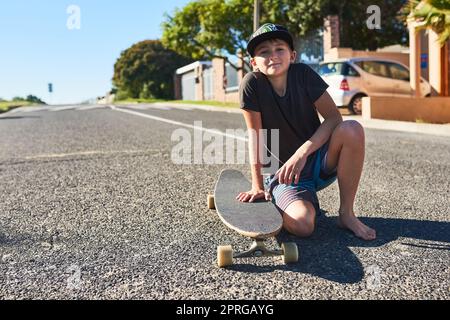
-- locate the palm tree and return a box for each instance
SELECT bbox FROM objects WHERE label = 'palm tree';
[408,0,450,46]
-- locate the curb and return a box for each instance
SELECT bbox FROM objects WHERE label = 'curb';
[152,102,241,114]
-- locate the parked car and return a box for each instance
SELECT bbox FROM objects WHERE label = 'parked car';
[318,58,431,114]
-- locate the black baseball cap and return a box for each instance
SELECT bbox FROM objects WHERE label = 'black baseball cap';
[247,23,294,57]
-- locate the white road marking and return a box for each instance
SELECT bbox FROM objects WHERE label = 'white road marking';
[109,105,248,142]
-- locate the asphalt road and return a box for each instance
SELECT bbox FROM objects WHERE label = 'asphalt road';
[0,104,449,300]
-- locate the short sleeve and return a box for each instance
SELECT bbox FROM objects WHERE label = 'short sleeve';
[303,64,329,103]
[239,72,260,112]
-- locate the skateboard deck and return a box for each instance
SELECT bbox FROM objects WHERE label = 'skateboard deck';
[214,169,283,239]
[208,169,298,267]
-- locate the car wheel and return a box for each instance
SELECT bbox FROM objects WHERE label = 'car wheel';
[348,94,366,115]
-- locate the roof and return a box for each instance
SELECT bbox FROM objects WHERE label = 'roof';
[175,61,212,75]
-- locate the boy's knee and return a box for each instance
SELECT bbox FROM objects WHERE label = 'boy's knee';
[337,120,364,142]
[285,218,315,238]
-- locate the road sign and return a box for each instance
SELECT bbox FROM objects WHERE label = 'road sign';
[421,54,428,69]
[48,83,53,93]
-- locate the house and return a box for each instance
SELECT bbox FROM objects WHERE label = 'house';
[174,58,248,103]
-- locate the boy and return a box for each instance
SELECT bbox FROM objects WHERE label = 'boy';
[237,23,376,241]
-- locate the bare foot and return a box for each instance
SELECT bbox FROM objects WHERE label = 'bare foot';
[337,214,376,241]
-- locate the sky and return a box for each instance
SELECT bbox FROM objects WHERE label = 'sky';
[0,0,191,104]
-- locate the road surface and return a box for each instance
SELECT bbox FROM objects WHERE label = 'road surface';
[0,104,448,299]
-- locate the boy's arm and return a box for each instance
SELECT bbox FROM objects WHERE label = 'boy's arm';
[297,91,342,157]
[277,91,342,185]
[242,109,265,190]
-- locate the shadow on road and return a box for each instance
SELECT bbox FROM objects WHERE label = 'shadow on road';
[228,215,450,284]
[0,231,33,247]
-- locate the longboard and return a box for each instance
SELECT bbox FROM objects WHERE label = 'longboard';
[208,169,298,267]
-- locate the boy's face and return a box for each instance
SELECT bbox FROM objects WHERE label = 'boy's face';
[251,38,296,77]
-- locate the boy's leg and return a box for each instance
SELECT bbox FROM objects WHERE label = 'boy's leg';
[325,120,376,240]
[281,200,316,237]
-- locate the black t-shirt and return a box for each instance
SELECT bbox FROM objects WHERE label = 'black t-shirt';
[239,63,329,169]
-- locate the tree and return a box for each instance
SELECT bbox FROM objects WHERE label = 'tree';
[11,95,46,104]
[25,95,45,104]
[408,0,450,46]
[260,0,330,60]
[262,0,329,43]
[161,0,254,70]
[162,0,409,65]
[112,40,193,100]
[161,0,326,68]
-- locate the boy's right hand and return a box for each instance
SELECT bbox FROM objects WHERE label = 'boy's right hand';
[236,188,271,203]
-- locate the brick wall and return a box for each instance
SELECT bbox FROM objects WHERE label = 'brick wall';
[324,15,340,55]
[209,56,247,103]
[212,58,226,102]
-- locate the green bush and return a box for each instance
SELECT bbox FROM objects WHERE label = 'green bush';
[112,40,193,100]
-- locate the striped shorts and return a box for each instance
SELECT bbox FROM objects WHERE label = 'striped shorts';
[264,141,337,215]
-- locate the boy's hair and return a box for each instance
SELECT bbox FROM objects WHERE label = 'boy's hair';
[247,23,294,57]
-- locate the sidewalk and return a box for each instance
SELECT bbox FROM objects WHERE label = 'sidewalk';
[152,102,450,137]
[351,117,450,137]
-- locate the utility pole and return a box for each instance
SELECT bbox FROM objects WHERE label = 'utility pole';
[253,0,260,32]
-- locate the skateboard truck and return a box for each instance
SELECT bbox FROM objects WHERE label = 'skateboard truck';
[216,240,298,268]
[233,240,281,258]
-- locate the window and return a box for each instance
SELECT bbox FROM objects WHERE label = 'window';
[319,62,360,77]
[355,61,390,78]
[203,66,214,100]
[318,63,345,76]
[388,63,410,81]
[225,63,239,91]
[345,64,360,77]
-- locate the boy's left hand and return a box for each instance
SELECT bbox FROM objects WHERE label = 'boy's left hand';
[276,152,307,185]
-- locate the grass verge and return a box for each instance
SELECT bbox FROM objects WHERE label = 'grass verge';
[0,101,30,113]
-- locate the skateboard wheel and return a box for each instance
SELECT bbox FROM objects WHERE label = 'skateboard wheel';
[217,245,233,268]
[282,242,298,264]
[207,195,215,210]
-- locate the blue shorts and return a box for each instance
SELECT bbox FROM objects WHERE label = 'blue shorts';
[264,141,337,215]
